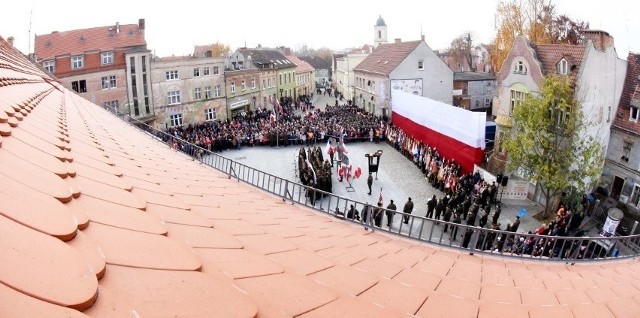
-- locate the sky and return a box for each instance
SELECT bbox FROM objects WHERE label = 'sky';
[1,0,639,59]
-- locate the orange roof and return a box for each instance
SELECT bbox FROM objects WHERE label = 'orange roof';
[354,41,421,76]
[531,43,586,85]
[613,52,640,134]
[286,55,315,73]
[3,35,640,317]
[34,22,146,60]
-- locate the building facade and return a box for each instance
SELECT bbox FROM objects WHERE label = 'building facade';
[333,48,370,102]
[491,31,627,201]
[374,15,388,48]
[34,19,153,120]
[230,47,294,103]
[603,52,640,211]
[224,68,262,118]
[453,72,496,112]
[286,55,315,99]
[150,55,226,128]
[353,39,453,117]
[300,56,331,86]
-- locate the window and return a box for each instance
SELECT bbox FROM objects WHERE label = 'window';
[103,100,119,110]
[214,85,221,97]
[203,67,210,75]
[169,113,183,127]
[165,70,179,80]
[71,80,87,93]
[71,55,84,69]
[213,66,219,75]
[205,108,216,121]
[101,52,114,65]
[514,60,527,74]
[279,74,283,85]
[510,89,526,115]
[101,75,117,89]
[262,79,266,90]
[43,60,55,73]
[193,68,200,77]
[231,82,236,93]
[251,79,256,89]
[204,86,211,99]
[378,30,382,39]
[418,60,424,70]
[627,183,640,207]
[556,58,569,75]
[241,80,246,91]
[194,87,202,100]
[167,91,181,105]
[631,106,639,122]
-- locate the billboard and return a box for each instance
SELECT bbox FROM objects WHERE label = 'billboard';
[390,79,423,96]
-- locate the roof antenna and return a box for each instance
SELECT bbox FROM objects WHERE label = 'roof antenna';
[28,7,33,54]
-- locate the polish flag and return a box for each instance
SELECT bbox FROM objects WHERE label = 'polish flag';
[391,89,486,173]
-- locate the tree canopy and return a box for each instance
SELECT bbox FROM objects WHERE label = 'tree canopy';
[448,32,476,72]
[503,76,603,214]
[490,0,589,72]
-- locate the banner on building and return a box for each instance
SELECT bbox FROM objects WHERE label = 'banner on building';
[390,79,423,96]
[392,89,485,173]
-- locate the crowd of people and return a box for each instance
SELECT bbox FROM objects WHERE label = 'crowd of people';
[161,96,590,258]
[162,103,386,155]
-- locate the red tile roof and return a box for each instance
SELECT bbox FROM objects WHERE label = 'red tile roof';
[354,40,421,76]
[34,22,146,60]
[286,55,315,73]
[5,35,640,317]
[613,52,640,134]
[531,43,586,85]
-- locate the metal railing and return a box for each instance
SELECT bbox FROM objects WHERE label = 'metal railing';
[113,110,640,263]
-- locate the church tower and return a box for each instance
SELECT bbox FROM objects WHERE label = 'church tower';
[374,15,388,47]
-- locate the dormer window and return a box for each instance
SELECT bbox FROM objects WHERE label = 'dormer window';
[514,60,527,74]
[556,58,569,75]
[631,106,639,122]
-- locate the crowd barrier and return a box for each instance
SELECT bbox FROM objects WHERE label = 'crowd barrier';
[113,110,640,263]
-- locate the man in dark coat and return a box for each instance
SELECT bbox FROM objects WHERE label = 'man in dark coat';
[426,195,437,218]
[511,216,521,233]
[402,197,414,224]
[367,173,373,195]
[386,200,397,227]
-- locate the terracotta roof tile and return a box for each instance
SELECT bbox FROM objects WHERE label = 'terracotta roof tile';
[353,40,421,75]
[34,23,146,60]
[613,53,640,134]
[299,296,404,318]
[531,43,586,86]
[286,54,315,73]
[196,248,285,279]
[0,215,98,311]
[235,273,337,317]
[100,265,257,318]
[358,279,430,314]
[0,181,77,241]
[0,283,90,318]
[83,222,201,271]
[416,293,479,318]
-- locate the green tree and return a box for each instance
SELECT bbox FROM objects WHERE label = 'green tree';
[503,76,603,215]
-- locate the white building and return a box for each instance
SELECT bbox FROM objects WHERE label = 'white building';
[150,55,226,129]
[492,31,627,200]
[353,38,454,117]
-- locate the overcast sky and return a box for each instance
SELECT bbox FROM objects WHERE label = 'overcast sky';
[1,0,638,59]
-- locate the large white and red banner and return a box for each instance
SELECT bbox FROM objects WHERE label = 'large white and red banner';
[391,89,486,173]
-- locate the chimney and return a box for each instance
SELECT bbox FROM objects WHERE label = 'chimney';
[394,38,401,43]
[257,43,261,48]
[583,30,614,51]
[285,47,291,55]
[7,36,14,47]
[421,34,425,41]
[116,22,120,33]
[138,18,145,30]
